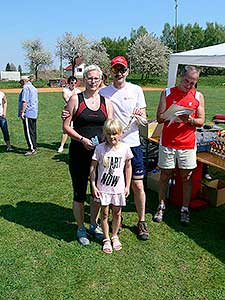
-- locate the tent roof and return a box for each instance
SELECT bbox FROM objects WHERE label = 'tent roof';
[172,42,225,57]
[167,43,225,87]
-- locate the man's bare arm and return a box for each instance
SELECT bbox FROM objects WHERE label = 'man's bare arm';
[188,93,205,127]
[157,91,167,123]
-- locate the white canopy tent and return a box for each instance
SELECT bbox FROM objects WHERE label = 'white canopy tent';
[167,43,225,87]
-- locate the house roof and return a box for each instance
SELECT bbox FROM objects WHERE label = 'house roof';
[64,57,82,71]
[65,65,72,71]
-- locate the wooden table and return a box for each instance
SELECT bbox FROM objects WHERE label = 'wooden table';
[197,152,225,171]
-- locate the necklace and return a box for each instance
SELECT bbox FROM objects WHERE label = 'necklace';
[84,93,99,104]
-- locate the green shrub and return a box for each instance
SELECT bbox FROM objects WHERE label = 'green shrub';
[0,80,49,89]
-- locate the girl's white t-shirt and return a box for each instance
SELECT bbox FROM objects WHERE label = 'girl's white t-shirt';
[92,142,133,194]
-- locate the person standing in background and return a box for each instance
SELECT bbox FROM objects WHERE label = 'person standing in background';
[58,76,81,153]
[0,90,13,151]
[18,76,38,156]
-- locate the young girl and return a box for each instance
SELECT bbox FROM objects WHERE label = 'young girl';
[90,119,133,253]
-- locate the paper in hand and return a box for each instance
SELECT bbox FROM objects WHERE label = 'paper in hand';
[162,104,194,126]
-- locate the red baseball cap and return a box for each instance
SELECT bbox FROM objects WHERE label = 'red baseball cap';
[111,56,128,68]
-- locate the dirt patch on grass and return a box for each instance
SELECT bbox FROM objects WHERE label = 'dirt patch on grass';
[1,87,163,94]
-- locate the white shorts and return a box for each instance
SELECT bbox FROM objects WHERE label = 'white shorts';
[94,193,126,206]
[158,145,197,169]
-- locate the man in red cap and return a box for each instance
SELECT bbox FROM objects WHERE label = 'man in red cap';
[100,56,149,241]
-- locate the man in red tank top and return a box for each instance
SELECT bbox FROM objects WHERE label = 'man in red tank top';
[153,66,205,225]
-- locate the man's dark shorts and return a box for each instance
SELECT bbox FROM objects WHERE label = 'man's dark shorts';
[130,145,145,179]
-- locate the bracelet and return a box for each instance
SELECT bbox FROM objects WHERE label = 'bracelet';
[80,136,84,142]
[190,118,195,126]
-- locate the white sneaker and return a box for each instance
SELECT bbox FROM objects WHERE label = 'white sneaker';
[58,146,64,153]
[77,227,90,246]
[205,173,212,180]
[24,150,37,156]
[153,204,165,223]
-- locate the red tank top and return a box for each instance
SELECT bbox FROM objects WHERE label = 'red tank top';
[161,87,200,149]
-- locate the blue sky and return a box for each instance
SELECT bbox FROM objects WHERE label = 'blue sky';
[0,0,224,71]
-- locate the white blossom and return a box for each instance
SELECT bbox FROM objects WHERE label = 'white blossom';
[128,33,171,78]
[23,39,52,80]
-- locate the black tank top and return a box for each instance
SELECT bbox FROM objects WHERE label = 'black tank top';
[71,92,107,143]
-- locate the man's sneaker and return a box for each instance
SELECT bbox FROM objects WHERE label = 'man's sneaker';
[153,204,165,223]
[24,150,37,156]
[77,227,90,246]
[89,224,104,241]
[180,209,190,225]
[6,146,14,152]
[58,146,64,153]
[137,221,149,241]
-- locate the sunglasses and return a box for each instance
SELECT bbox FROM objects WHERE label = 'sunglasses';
[111,66,128,74]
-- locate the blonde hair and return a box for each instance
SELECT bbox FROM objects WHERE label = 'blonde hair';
[182,65,201,77]
[102,119,123,167]
[83,64,103,79]
[103,119,123,138]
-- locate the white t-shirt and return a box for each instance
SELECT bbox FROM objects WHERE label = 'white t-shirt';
[0,91,5,116]
[62,87,81,106]
[100,82,146,147]
[92,142,133,194]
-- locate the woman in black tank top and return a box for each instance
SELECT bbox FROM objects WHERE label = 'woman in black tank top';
[63,65,113,246]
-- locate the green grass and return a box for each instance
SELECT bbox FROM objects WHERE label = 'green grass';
[0,80,49,89]
[127,74,225,88]
[0,90,225,300]
[1,73,225,89]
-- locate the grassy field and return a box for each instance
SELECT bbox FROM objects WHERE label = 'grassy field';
[1,73,225,89]
[0,89,225,300]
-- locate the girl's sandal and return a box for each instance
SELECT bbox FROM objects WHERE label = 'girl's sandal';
[102,238,112,254]
[111,236,122,251]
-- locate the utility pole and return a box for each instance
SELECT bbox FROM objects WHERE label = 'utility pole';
[175,0,178,52]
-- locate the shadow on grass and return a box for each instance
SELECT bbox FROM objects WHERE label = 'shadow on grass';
[37,142,70,152]
[0,197,98,243]
[0,201,90,242]
[0,145,26,154]
[37,142,63,151]
[146,188,225,264]
[0,145,7,153]
[52,153,69,164]
[36,141,70,164]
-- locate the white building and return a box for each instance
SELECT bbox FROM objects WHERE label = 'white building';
[64,63,85,78]
[0,71,20,81]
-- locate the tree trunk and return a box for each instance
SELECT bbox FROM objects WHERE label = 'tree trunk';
[35,66,38,81]
[72,59,76,76]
